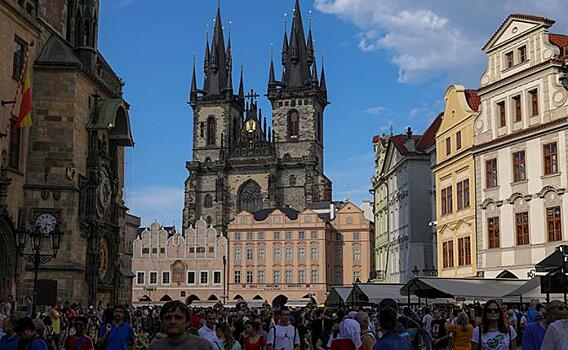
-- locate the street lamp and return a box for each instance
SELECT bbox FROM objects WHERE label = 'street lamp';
[16,220,62,316]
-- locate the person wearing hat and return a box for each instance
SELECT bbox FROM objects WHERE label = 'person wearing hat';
[523,300,568,350]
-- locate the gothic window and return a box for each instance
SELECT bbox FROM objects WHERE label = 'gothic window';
[207,116,216,145]
[288,110,299,139]
[238,180,262,213]
[203,194,213,208]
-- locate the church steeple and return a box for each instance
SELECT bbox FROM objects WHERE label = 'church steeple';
[320,59,327,100]
[190,57,198,106]
[238,66,245,100]
[201,3,231,97]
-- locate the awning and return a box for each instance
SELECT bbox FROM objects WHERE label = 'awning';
[535,245,567,273]
[401,277,527,301]
[502,276,565,301]
[348,283,419,305]
[325,287,352,306]
[119,267,135,278]
[191,300,219,308]
[224,300,265,309]
[285,298,313,308]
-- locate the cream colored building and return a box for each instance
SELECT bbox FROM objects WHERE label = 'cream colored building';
[227,202,373,305]
[132,220,227,304]
[435,85,480,277]
[372,136,389,281]
[473,14,568,278]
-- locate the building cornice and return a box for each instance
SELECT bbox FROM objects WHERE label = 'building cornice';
[473,117,568,153]
[433,147,475,172]
[478,59,563,95]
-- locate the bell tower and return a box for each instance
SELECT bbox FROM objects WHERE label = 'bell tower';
[267,0,331,206]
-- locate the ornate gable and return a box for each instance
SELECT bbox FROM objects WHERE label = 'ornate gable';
[483,14,554,53]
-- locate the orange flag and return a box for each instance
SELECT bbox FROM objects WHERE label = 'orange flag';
[15,62,32,128]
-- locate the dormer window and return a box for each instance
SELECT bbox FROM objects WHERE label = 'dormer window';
[518,46,527,63]
[505,52,514,69]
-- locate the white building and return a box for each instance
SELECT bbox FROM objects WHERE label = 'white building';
[474,14,568,278]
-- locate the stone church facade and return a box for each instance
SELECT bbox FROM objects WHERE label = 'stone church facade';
[0,0,137,306]
[184,0,332,233]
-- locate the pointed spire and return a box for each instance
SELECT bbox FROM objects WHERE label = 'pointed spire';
[204,34,210,74]
[320,56,327,97]
[226,62,233,93]
[226,36,232,69]
[190,56,198,105]
[269,59,276,86]
[238,66,244,100]
[306,26,314,64]
[311,55,319,84]
[282,31,289,67]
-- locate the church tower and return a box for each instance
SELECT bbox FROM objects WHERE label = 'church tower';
[184,4,245,230]
[184,0,331,235]
[268,0,331,206]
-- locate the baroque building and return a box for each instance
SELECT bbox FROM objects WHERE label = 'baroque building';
[132,221,227,305]
[474,14,568,278]
[434,86,480,277]
[0,0,136,305]
[227,202,373,306]
[183,0,332,234]
[372,120,441,283]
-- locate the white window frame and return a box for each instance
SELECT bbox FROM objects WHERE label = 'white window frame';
[136,271,145,285]
[234,270,241,284]
[200,270,209,285]
[311,270,318,283]
[298,270,305,283]
[162,271,171,285]
[186,270,196,285]
[246,247,254,260]
[149,271,158,285]
[213,270,222,285]
[258,271,265,283]
[246,270,254,283]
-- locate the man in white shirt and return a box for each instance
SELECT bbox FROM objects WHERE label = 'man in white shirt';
[198,311,220,346]
[267,309,300,350]
[422,308,433,334]
[540,302,568,350]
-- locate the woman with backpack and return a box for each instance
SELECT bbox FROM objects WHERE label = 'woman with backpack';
[471,300,516,350]
[243,320,266,350]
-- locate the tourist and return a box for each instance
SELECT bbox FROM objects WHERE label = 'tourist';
[446,312,472,350]
[96,305,135,350]
[63,317,93,350]
[540,317,568,350]
[243,320,266,350]
[199,311,220,345]
[148,301,212,350]
[19,318,49,350]
[422,308,433,334]
[431,308,450,350]
[267,308,300,350]
[216,323,241,350]
[471,300,516,350]
[523,300,568,350]
[315,318,333,350]
[356,311,376,350]
[373,306,413,350]
[0,318,18,350]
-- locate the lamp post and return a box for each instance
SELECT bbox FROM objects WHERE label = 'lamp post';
[222,255,227,305]
[15,221,62,317]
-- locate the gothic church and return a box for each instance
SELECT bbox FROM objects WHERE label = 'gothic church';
[183,0,332,233]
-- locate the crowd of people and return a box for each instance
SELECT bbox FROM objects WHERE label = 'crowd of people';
[0,295,567,350]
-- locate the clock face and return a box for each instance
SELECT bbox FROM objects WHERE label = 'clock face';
[245,119,257,133]
[98,176,112,210]
[36,213,58,234]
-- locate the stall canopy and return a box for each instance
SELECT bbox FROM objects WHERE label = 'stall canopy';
[502,276,564,301]
[535,245,567,273]
[401,277,527,300]
[325,287,352,306]
[285,298,314,308]
[348,283,418,305]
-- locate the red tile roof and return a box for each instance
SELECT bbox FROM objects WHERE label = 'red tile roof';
[464,89,480,112]
[416,113,444,152]
[390,135,422,155]
[549,33,568,58]
[483,14,555,51]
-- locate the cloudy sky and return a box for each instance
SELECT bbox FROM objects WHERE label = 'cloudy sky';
[98,0,568,227]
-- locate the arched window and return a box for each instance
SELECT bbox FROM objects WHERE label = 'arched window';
[207,116,216,145]
[203,194,213,208]
[238,180,262,213]
[288,110,299,138]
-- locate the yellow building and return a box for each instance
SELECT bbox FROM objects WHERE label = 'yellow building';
[434,85,480,277]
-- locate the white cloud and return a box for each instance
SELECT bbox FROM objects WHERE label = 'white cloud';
[315,0,568,84]
[126,186,183,227]
[365,106,387,116]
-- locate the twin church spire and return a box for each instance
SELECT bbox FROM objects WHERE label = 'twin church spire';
[190,0,326,106]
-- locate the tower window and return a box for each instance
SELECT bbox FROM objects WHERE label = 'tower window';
[203,194,213,208]
[288,110,299,139]
[206,116,216,145]
[238,180,262,213]
[12,37,26,80]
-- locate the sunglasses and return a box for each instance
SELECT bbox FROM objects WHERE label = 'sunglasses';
[486,308,501,314]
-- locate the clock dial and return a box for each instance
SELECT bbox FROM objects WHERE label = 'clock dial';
[98,176,112,210]
[35,213,58,234]
[245,119,257,133]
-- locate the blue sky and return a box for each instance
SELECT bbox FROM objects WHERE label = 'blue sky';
[98,0,568,226]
